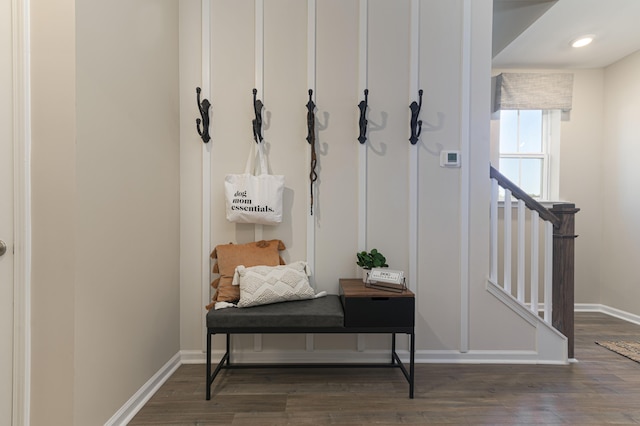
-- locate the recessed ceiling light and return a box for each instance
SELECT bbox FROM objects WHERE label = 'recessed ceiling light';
[571,35,594,48]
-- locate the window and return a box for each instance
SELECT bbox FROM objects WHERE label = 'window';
[498,109,560,201]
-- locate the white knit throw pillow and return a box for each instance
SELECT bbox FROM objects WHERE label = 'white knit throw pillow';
[234,261,316,308]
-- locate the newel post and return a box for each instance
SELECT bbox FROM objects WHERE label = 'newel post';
[550,203,580,359]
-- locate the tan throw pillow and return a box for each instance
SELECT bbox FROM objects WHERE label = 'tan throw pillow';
[207,240,285,308]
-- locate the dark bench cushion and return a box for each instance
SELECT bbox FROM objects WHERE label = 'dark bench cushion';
[207,295,344,330]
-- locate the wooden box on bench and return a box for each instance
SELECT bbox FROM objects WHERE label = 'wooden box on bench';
[339,278,415,328]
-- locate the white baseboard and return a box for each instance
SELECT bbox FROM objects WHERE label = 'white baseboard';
[179,349,206,364]
[104,352,181,426]
[180,349,408,365]
[414,349,567,365]
[575,303,640,326]
[181,347,568,366]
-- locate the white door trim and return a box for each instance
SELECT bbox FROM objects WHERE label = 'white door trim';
[11,0,31,424]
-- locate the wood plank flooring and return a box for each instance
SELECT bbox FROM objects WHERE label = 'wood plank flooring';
[130,312,640,425]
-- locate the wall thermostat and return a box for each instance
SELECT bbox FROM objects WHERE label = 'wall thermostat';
[440,150,460,167]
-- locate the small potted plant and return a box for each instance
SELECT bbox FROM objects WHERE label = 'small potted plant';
[356,248,388,282]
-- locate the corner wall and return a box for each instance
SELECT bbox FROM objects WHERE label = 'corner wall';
[559,69,604,304]
[30,0,181,424]
[601,49,640,317]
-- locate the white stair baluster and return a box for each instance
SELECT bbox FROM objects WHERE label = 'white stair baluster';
[503,189,512,294]
[517,200,525,303]
[490,179,498,282]
[530,210,539,316]
[544,221,553,322]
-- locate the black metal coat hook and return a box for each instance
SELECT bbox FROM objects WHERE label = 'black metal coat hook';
[252,88,264,143]
[357,89,369,144]
[306,89,318,215]
[306,89,316,146]
[196,87,211,143]
[409,89,423,145]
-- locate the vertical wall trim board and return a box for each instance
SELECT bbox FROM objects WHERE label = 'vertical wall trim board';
[201,0,212,351]
[357,334,366,352]
[357,0,368,254]
[254,334,263,352]
[305,333,314,352]
[306,0,317,353]
[254,0,265,244]
[307,0,316,93]
[12,0,31,423]
[306,0,316,288]
[459,0,472,354]
[357,0,369,351]
[254,0,265,351]
[255,0,264,100]
[408,0,419,293]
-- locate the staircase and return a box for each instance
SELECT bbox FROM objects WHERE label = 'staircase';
[489,165,579,359]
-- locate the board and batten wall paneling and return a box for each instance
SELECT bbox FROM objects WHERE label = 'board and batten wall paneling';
[313,0,361,351]
[203,0,439,354]
[189,0,540,360]
[210,0,256,252]
[314,0,359,296]
[364,0,412,351]
[204,0,418,354]
[416,0,463,350]
[208,0,257,353]
[366,0,411,276]
[261,0,308,263]
[261,0,309,351]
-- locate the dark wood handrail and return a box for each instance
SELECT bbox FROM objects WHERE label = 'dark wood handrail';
[490,165,561,228]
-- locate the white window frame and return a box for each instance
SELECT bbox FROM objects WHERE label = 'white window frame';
[497,109,560,202]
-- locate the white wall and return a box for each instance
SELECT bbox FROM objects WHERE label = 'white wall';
[559,69,604,304]
[601,49,640,316]
[180,0,540,361]
[74,1,180,424]
[30,0,180,424]
[30,0,76,423]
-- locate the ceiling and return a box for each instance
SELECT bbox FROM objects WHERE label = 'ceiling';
[492,0,640,69]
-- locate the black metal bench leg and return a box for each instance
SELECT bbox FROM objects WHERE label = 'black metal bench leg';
[409,331,415,399]
[206,329,212,400]
[206,333,233,400]
[391,333,396,364]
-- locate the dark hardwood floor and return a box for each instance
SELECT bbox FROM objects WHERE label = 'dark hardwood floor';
[130,312,640,425]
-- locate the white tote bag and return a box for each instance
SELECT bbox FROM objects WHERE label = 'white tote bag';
[224,142,284,225]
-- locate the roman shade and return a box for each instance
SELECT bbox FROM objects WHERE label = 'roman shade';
[493,72,574,112]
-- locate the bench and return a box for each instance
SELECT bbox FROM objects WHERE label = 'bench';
[206,285,415,399]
